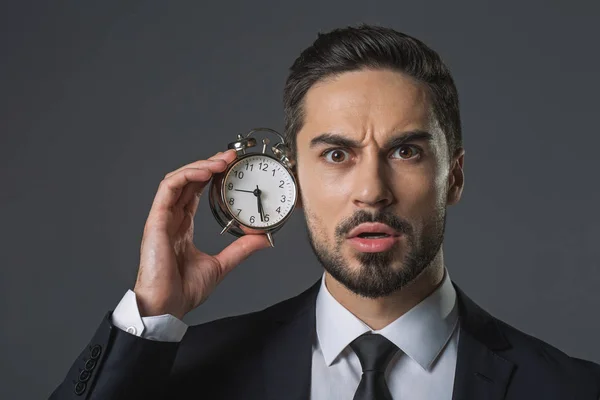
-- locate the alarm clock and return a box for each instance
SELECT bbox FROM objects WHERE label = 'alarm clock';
[208,128,298,247]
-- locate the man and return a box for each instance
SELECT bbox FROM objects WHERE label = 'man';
[50,25,600,399]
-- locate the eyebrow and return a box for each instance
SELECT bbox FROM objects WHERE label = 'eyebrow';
[308,130,434,151]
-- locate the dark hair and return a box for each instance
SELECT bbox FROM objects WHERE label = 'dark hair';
[283,24,462,160]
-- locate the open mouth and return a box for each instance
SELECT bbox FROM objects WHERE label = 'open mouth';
[348,231,399,253]
[356,232,391,239]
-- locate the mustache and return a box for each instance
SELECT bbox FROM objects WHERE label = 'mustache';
[335,210,413,239]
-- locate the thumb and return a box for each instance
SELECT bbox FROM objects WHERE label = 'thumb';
[214,234,271,276]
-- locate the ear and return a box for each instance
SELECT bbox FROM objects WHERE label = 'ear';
[446,148,465,206]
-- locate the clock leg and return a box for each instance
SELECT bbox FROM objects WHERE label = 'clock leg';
[220,219,235,235]
[266,232,275,248]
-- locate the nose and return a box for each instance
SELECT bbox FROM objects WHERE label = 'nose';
[351,155,394,210]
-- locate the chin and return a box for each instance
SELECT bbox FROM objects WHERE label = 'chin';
[328,250,424,298]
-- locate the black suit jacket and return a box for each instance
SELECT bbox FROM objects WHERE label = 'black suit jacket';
[50,280,600,399]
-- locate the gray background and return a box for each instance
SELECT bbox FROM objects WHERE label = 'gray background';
[1,1,599,398]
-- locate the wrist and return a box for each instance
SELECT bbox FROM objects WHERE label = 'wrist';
[134,289,185,320]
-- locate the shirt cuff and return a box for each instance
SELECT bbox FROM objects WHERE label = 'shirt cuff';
[111,289,188,342]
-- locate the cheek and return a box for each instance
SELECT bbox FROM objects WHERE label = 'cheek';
[394,168,446,217]
[297,164,349,230]
[298,161,351,203]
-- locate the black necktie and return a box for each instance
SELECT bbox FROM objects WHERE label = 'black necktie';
[350,332,400,400]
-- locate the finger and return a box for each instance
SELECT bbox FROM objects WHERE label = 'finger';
[174,149,239,210]
[164,159,226,180]
[175,149,238,209]
[176,178,211,213]
[165,149,237,180]
[174,163,224,210]
[175,181,204,212]
[213,234,271,276]
[150,164,227,214]
[210,149,237,161]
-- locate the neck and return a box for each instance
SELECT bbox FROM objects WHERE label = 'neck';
[324,249,446,330]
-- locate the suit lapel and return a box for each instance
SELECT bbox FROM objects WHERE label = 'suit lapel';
[451,282,516,400]
[261,280,320,400]
[257,278,518,400]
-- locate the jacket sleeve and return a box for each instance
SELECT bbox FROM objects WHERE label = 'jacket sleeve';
[48,311,180,400]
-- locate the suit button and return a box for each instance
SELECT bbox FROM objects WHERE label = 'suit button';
[74,381,86,395]
[84,358,96,371]
[90,345,102,359]
[79,369,91,382]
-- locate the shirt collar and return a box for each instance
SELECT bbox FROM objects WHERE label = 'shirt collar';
[315,266,459,371]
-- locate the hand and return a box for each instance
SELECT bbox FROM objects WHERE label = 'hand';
[133,149,271,319]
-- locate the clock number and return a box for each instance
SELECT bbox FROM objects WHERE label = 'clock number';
[272,169,276,176]
[245,163,254,171]
[229,198,234,205]
[250,216,255,224]
[276,207,281,214]
[227,183,233,190]
[233,171,244,179]
[236,209,242,216]
[281,195,286,203]
[258,162,268,172]
[279,180,284,188]
[264,214,270,222]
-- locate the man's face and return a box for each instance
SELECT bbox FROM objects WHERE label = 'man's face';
[295,68,461,298]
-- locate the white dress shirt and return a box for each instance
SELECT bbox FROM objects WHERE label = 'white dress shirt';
[311,268,460,399]
[111,289,188,342]
[112,267,460,399]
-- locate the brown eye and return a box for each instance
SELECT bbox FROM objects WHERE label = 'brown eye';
[323,149,349,163]
[392,145,420,160]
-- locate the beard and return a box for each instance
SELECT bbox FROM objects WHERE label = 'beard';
[305,206,446,298]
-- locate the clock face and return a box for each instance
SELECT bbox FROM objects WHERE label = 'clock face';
[223,154,297,229]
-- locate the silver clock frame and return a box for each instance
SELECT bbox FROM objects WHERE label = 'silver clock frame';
[208,128,298,247]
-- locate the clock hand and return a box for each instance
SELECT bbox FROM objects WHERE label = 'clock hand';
[234,189,254,193]
[256,185,264,222]
[257,197,264,222]
[255,193,261,220]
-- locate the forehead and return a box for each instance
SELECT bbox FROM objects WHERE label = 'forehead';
[298,68,435,144]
